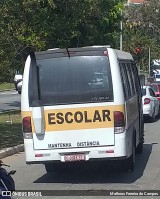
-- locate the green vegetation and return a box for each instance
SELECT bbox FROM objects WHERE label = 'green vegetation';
[0,110,23,150]
[123,0,160,71]
[0,83,15,91]
[0,0,125,82]
[0,0,159,80]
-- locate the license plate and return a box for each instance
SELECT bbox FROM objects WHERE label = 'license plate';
[64,154,86,162]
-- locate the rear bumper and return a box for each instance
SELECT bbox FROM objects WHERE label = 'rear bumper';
[24,132,132,163]
[143,105,152,117]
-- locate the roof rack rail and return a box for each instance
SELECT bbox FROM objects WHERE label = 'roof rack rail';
[82,45,111,48]
[47,48,60,51]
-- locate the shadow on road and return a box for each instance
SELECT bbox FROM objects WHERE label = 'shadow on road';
[34,143,155,184]
[144,114,160,123]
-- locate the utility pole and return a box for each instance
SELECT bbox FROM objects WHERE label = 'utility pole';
[148,47,151,76]
[120,10,123,51]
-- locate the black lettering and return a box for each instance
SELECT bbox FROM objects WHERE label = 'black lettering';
[56,112,64,124]
[65,112,73,123]
[48,113,56,124]
[74,111,83,123]
[84,111,92,123]
[93,110,102,122]
[102,110,111,121]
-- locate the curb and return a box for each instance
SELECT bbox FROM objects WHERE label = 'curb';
[0,89,15,92]
[0,144,24,159]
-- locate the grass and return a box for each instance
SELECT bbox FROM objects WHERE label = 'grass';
[0,110,23,150]
[0,82,15,91]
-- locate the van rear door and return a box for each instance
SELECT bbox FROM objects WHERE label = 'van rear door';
[29,48,115,150]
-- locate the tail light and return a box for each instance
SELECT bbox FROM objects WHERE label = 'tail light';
[22,116,33,139]
[103,51,108,56]
[114,111,125,134]
[144,98,151,105]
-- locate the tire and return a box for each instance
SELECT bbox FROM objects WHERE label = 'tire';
[125,138,136,172]
[158,106,160,117]
[18,91,21,94]
[136,137,143,154]
[136,119,144,154]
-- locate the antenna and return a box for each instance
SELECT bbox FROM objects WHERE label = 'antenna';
[66,48,70,59]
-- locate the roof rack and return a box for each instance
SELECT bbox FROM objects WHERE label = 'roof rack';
[47,48,60,51]
[82,45,111,48]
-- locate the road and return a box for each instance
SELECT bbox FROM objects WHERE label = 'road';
[2,118,160,199]
[0,90,21,112]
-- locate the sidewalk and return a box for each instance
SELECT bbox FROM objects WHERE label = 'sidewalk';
[0,144,24,159]
[0,89,23,159]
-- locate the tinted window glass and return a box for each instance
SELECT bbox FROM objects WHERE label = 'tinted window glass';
[149,88,155,97]
[35,56,113,105]
[122,63,131,98]
[149,85,158,92]
[155,74,160,78]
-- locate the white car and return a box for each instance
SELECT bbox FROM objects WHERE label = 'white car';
[142,85,159,122]
[17,80,22,94]
[14,74,22,94]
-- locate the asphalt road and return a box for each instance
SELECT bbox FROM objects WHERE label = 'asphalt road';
[2,117,160,199]
[0,90,21,112]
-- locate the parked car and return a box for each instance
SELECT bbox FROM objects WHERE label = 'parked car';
[13,74,22,94]
[147,83,160,101]
[154,74,160,82]
[16,80,22,94]
[142,85,159,122]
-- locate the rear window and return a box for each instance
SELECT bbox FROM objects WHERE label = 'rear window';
[30,56,113,106]
[155,74,160,78]
[149,85,158,92]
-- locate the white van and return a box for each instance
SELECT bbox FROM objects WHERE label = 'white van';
[21,46,144,172]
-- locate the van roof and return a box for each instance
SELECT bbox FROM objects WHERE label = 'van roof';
[35,46,133,60]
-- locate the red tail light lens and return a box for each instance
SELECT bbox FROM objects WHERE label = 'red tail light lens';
[144,98,151,105]
[114,111,125,127]
[22,116,32,133]
[103,51,108,56]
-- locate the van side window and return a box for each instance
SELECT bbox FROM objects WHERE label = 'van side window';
[125,63,135,96]
[127,63,136,95]
[132,62,141,94]
[119,62,131,99]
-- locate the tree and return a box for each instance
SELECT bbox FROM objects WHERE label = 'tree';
[123,0,160,72]
[0,0,126,82]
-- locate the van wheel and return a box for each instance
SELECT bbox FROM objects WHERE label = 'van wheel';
[136,120,144,154]
[136,136,143,154]
[18,91,21,94]
[45,163,65,173]
[125,139,135,172]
